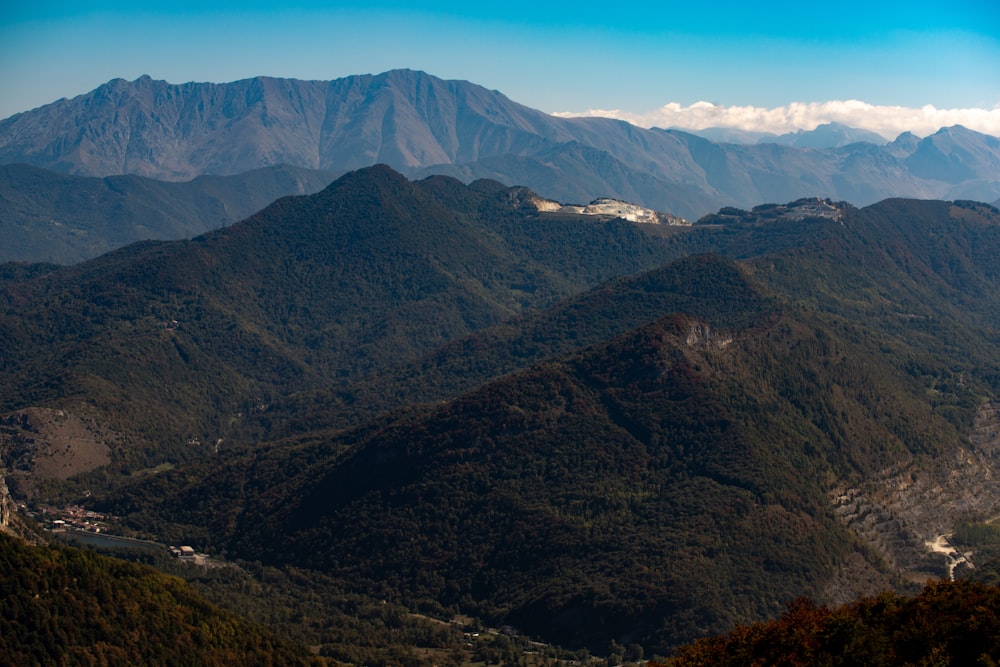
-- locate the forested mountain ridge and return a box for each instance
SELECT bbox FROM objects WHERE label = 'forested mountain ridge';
[0,533,326,665]
[90,195,1000,653]
[3,165,1000,656]
[0,166,684,480]
[3,70,999,219]
[100,263,1000,654]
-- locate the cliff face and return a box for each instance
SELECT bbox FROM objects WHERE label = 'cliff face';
[828,401,1000,599]
[0,474,36,542]
[0,475,14,532]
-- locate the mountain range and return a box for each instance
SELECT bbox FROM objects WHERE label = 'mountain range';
[100,189,1000,654]
[4,68,1000,661]
[3,165,1000,656]
[688,122,889,148]
[2,70,999,224]
[0,166,685,480]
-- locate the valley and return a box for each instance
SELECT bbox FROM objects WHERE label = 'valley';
[3,168,1000,658]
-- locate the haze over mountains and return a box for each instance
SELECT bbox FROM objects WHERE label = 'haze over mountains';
[2,70,999,223]
[688,122,889,148]
[0,163,336,264]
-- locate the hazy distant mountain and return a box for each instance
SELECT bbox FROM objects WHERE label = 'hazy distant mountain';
[3,70,999,218]
[687,122,887,148]
[767,122,888,148]
[905,125,1000,187]
[682,127,780,144]
[0,163,336,264]
[886,131,922,158]
[0,70,570,180]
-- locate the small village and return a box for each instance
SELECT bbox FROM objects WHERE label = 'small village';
[33,503,214,565]
[34,503,112,533]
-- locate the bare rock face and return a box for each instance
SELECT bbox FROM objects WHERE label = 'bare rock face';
[0,474,15,531]
[0,473,41,542]
[827,401,1000,599]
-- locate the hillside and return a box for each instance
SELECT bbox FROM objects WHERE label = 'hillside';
[94,198,1000,654]
[0,166,683,477]
[0,163,337,264]
[0,533,325,665]
[663,579,1000,666]
[2,70,999,218]
[3,167,1000,654]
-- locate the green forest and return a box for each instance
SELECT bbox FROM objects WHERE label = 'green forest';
[0,533,326,666]
[2,168,1000,661]
[662,579,1000,666]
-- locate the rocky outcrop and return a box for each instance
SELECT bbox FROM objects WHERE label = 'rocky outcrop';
[830,402,1000,591]
[0,473,39,542]
[0,474,15,532]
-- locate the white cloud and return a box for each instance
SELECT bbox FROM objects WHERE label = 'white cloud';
[552,101,1000,139]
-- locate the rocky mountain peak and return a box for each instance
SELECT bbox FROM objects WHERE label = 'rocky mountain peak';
[2,71,1000,220]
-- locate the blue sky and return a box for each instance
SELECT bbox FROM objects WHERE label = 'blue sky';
[2,1,999,136]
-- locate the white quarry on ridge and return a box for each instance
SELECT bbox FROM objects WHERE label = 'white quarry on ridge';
[529,195,689,225]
